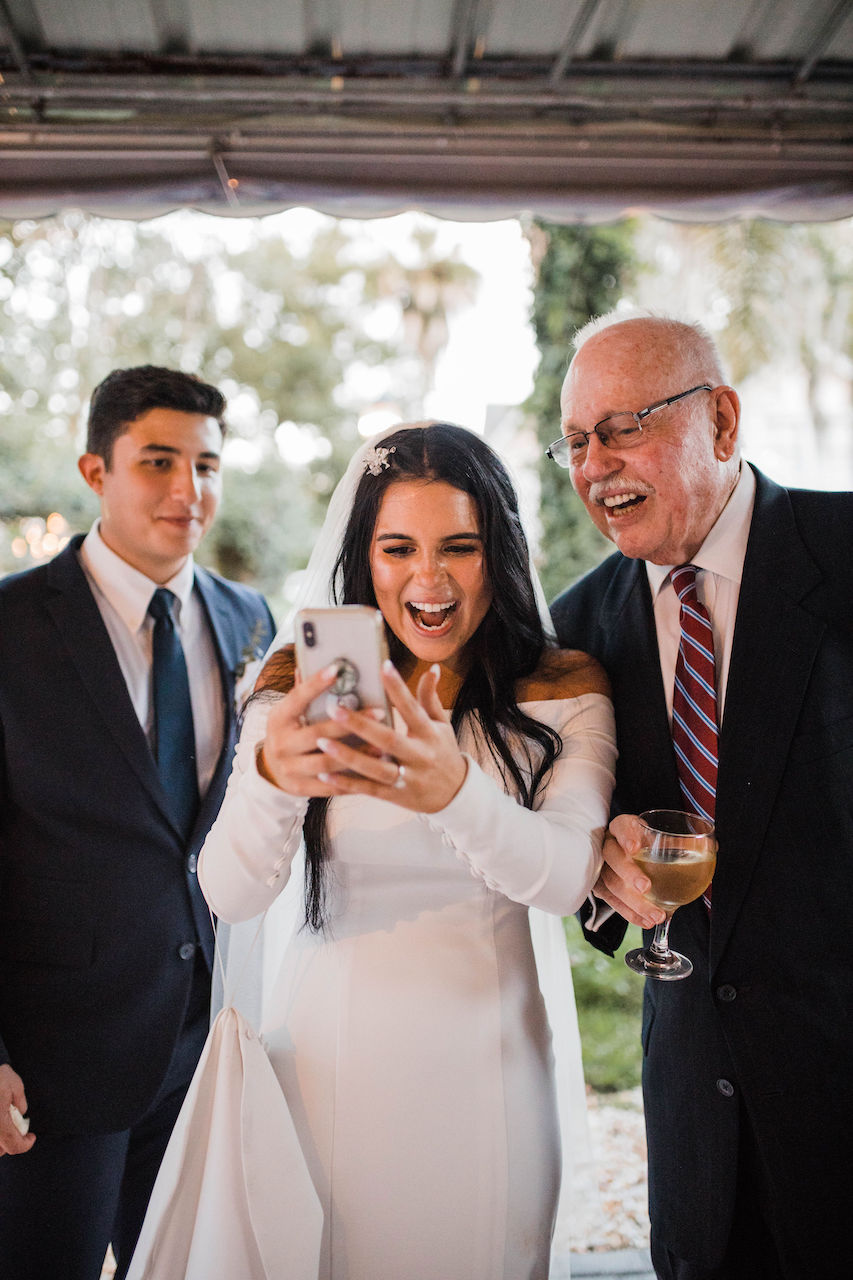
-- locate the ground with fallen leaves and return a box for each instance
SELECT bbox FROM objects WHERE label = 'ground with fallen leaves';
[571,1087,650,1253]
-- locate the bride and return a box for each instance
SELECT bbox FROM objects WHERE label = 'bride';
[172,422,614,1278]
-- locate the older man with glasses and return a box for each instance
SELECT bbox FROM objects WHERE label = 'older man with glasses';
[550,312,853,1280]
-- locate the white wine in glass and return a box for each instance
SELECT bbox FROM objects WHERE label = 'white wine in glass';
[624,809,717,981]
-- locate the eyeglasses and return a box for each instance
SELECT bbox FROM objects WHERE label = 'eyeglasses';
[546,384,713,468]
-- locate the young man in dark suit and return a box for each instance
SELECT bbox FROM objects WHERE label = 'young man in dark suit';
[0,366,275,1279]
[549,315,853,1280]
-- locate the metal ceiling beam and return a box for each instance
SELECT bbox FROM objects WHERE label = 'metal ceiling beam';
[450,0,482,79]
[2,109,850,220]
[794,0,853,84]
[3,127,850,164]
[0,0,34,83]
[729,0,778,60]
[550,0,605,83]
[149,0,195,56]
[2,48,850,88]
[210,145,240,206]
[0,67,849,114]
[607,0,642,61]
[303,0,339,54]
[4,113,851,142]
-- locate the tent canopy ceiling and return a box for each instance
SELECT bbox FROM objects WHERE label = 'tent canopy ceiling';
[1,0,852,221]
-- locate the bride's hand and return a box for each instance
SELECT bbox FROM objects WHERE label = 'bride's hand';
[313,662,467,814]
[258,664,380,798]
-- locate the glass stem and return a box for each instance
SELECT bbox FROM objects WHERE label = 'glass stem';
[649,914,673,958]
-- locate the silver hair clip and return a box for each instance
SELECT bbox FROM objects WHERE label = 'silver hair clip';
[363,445,396,476]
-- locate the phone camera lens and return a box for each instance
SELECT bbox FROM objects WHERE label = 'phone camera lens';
[302,621,316,648]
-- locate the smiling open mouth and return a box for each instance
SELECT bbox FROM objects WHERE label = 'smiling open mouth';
[406,601,458,631]
[601,492,647,513]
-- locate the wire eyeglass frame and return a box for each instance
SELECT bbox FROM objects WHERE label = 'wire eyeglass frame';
[546,384,714,468]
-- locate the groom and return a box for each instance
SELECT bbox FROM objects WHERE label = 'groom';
[0,366,275,1280]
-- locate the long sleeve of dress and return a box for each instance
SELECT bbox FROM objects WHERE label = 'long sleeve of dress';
[199,699,308,922]
[424,692,616,915]
[201,692,615,925]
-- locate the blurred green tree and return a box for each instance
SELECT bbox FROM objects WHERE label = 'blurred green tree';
[0,212,479,612]
[522,220,635,602]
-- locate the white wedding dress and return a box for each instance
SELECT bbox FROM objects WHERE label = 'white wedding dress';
[196,691,615,1280]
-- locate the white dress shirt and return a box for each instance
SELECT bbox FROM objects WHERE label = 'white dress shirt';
[78,520,225,796]
[587,463,755,931]
[645,462,756,723]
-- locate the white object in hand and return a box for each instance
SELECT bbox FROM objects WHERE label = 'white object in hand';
[9,1104,29,1135]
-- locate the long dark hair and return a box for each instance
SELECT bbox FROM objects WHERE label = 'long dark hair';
[301,423,561,930]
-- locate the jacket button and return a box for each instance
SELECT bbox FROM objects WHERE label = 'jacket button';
[716,984,737,1002]
[716,1078,735,1098]
[187,853,198,874]
[178,942,196,960]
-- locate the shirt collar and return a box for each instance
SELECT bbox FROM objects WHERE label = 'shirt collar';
[79,519,196,632]
[646,462,756,601]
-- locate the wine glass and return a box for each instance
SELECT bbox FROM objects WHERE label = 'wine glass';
[624,809,717,981]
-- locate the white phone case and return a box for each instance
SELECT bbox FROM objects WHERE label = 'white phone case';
[295,606,391,727]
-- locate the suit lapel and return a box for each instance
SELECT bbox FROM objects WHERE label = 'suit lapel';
[45,541,172,823]
[600,558,682,814]
[191,567,243,843]
[46,548,258,847]
[710,469,824,971]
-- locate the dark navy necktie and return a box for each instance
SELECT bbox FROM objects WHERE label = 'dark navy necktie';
[148,587,199,840]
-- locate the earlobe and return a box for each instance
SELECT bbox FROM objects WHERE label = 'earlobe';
[712,387,740,460]
[78,452,106,494]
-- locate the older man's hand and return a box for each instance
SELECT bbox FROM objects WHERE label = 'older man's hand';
[594,814,667,930]
[0,1063,35,1157]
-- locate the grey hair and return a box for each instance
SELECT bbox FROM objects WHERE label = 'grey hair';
[572,308,728,386]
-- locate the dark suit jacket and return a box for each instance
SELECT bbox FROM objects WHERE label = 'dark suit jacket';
[551,467,853,1274]
[0,536,274,1134]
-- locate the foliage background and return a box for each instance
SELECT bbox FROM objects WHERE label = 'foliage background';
[0,211,477,613]
[523,219,635,601]
[2,209,851,1091]
[567,920,646,1093]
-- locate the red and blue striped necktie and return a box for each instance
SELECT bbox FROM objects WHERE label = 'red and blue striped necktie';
[670,564,718,906]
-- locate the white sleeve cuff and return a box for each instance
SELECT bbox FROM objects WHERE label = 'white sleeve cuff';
[199,702,308,922]
[584,892,616,932]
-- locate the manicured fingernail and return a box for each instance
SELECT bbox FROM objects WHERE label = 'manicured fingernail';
[321,663,339,679]
[367,707,386,719]
[318,772,331,783]
[316,738,331,751]
[430,663,440,676]
[382,659,395,673]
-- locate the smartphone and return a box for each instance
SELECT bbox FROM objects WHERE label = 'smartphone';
[295,606,392,733]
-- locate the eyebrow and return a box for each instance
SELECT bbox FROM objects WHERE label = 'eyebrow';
[562,410,620,431]
[139,443,221,460]
[375,531,482,542]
